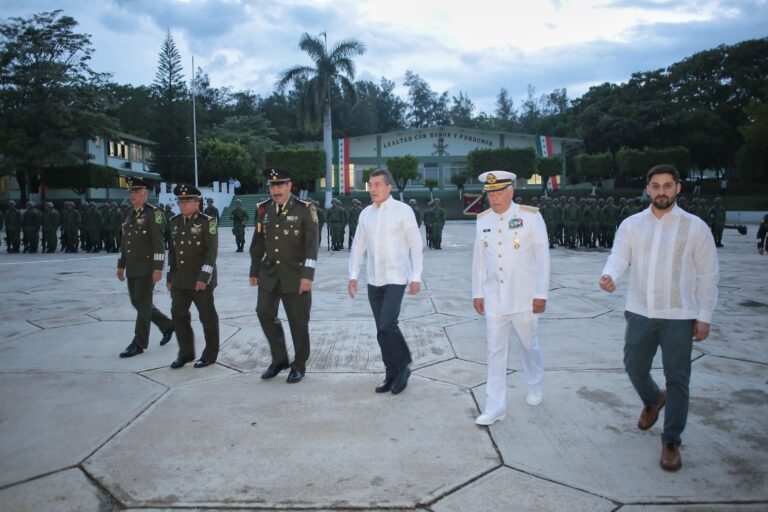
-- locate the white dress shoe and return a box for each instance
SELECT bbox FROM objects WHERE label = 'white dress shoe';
[475,411,506,426]
[526,391,543,406]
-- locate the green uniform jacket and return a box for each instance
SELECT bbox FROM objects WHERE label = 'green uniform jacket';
[326,206,347,226]
[204,206,220,223]
[167,212,218,289]
[118,203,166,278]
[411,206,422,227]
[22,208,42,230]
[62,209,81,230]
[5,209,21,229]
[230,207,249,232]
[250,196,319,292]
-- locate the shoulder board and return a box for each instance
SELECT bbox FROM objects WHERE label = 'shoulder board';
[171,213,181,220]
[520,205,539,213]
[200,213,213,221]
[146,203,158,210]
[299,200,313,207]
[257,199,272,207]
[477,208,492,217]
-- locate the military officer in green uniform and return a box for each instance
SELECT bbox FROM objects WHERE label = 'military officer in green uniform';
[204,198,220,223]
[347,198,362,249]
[61,201,81,253]
[41,202,61,253]
[430,198,446,249]
[117,177,174,358]
[4,201,22,252]
[709,197,726,247]
[326,198,347,251]
[84,202,102,252]
[409,199,423,228]
[229,199,249,252]
[562,196,580,249]
[22,201,42,253]
[601,197,619,248]
[250,168,319,383]
[167,183,220,369]
[110,202,123,252]
[314,199,326,247]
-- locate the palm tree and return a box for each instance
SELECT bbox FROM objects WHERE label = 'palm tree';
[278,32,366,208]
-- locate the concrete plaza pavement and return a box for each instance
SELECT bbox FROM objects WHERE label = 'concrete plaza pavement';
[0,220,766,511]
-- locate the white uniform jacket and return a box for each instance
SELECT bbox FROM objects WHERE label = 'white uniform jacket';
[472,203,550,315]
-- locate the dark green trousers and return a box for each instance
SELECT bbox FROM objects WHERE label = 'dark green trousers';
[127,277,173,349]
[171,287,219,362]
[256,280,311,372]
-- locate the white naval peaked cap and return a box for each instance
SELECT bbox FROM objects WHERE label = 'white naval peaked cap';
[477,170,517,192]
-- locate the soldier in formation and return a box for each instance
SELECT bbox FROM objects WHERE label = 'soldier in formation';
[41,202,61,253]
[4,201,22,252]
[22,201,42,253]
[347,198,362,249]
[708,197,726,247]
[409,199,422,228]
[61,202,81,253]
[424,198,446,249]
[326,198,347,251]
[229,199,249,252]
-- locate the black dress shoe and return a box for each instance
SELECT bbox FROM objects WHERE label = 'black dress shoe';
[375,377,393,393]
[193,359,213,368]
[286,369,305,383]
[119,343,144,358]
[261,362,290,380]
[170,357,194,369]
[159,328,174,346]
[390,366,411,395]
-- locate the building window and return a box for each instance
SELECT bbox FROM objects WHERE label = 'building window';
[108,140,129,159]
[443,162,468,185]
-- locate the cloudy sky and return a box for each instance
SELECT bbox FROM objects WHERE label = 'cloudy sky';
[4,0,767,112]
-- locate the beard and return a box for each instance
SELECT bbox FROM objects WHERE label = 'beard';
[652,194,676,210]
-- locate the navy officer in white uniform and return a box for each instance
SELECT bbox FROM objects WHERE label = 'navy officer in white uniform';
[472,170,551,425]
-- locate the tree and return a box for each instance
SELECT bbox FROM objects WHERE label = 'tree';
[264,149,324,191]
[449,91,475,127]
[574,152,613,186]
[198,139,253,186]
[403,70,449,128]
[152,30,191,183]
[519,85,542,134]
[494,88,518,131]
[0,10,116,201]
[424,178,439,200]
[616,146,691,181]
[376,77,407,132]
[207,114,279,182]
[450,171,468,199]
[387,155,419,201]
[467,147,537,179]
[278,32,366,208]
[536,156,562,195]
[736,99,768,181]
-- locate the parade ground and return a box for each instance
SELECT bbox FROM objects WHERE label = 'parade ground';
[0,220,766,511]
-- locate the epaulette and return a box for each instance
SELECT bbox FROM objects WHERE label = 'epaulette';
[520,205,539,213]
[477,208,492,217]
[146,203,158,210]
[299,200,312,207]
[200,212,213,220]
[170,213,181,220]
[257,199,272,207]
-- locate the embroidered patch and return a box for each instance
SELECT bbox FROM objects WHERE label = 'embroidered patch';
[136,217,145,225]
[209,220,217,235]
[310,204,318,224]
[190,225,202,235]
[155,211,163,224]
[509,217,523,230]
[293,230,300,236]
[287,215,298,222]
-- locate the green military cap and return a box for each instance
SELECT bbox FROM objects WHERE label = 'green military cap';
[126,176,150,190]
[174,183,201,200]
[265,167,293,186]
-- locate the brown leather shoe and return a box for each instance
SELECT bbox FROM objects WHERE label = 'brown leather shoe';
[638,390,667,430]
[660,441,682,471]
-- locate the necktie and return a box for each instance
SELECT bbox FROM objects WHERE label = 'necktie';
[277,204,284,216]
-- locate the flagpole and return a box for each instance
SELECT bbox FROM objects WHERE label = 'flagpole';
[191,55,199,188]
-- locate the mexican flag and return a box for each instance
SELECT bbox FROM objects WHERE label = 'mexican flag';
[536,135,558,192]
[333,138,351,195]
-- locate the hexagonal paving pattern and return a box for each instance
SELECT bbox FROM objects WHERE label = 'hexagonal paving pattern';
[0,469,117,512]
[0,372,164,487]
[218,320,453,373]
[476,357,768,503]
[85,373,497,509]
[0,320,239,372]
[431,466,615,511]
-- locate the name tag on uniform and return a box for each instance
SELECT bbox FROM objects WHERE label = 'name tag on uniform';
[483,228,491,232]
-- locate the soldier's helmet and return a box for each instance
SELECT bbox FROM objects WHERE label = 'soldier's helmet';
[514,196,523,204]
[235,199,242,205]
[408,199,416,205]
[699,198,708,204]
[111,202,118,208]
[598,198,605,204]
[531,197,538,203]
[26,201,35,208]
[206,198,214,204]
[45,202,53,208]
[568,197,576,203]
[8,200,16,207]
[714,197,722,203]
[606,197,614,204]
[89,201,96,207]
[433,198,441,204]
[619,197,626,204]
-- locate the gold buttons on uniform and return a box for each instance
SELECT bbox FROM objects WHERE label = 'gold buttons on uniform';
[180,260,184,264]
[274,248,279,252]
[276,260,280,264]
[179,251,184,255]
[274,236,278,240]
[499,267,503,271]
[498,254,502,258]
[127,250,131,253]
